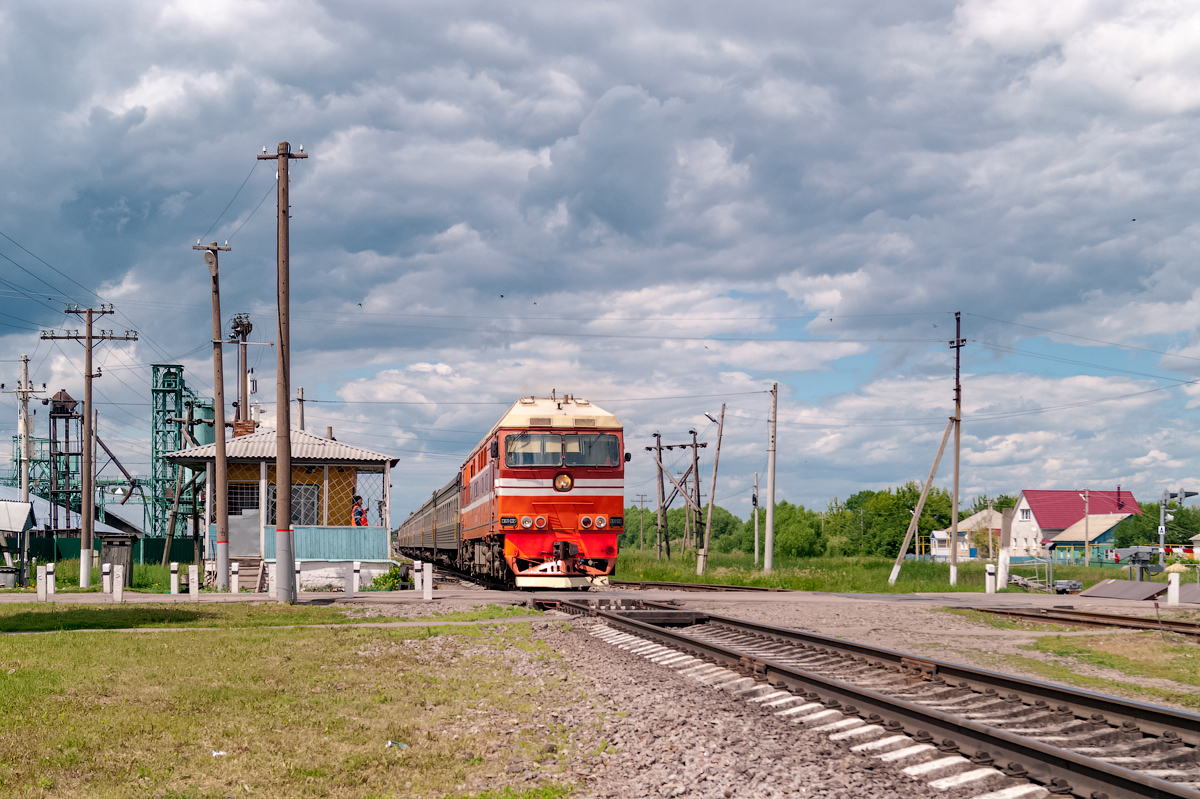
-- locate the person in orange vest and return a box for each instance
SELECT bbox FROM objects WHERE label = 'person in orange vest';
[352,495,367,527]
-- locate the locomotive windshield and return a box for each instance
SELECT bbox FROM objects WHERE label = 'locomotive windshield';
[506,432,621,467]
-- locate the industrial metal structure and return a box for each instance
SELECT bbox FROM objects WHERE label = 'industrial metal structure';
[149,365,213,541]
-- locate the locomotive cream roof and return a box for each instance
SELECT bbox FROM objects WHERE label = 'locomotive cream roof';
[488,395,622,436]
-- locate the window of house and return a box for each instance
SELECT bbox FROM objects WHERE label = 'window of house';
[267,483,321,526]
[228,483,260,516]
[1020,508,1031,521]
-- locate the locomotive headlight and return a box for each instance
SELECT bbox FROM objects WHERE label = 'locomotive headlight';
[535,516,547,529]
[521,516,533,529]
[595,516,607,529]
[580,515,593,529]
[554,474,573,492]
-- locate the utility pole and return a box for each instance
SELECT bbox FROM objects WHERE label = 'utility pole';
[297,386,305,431]
[753,472,760,565]
[1082,488,1090,567]
[636,493,648,551]
[3,355,45,583]
[1160,489,1173,568]
[764,382,778,573]
[987,498,994,560]
[697,404,725,576]
[194,241,232,590]
[259,141,307,603]
[41,306,136,586]
[652,433,667,560]
[949,311,965,586]
[689,429,702,550]
[230,314,253,422]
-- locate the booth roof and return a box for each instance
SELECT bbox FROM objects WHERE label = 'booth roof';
[164,428,398,467]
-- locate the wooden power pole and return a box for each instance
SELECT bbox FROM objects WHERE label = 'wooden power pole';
[41,306,137,586]
[697,404,725,576]
[753,472,760,565]
[194,241,231,590]
[636,493,648,551]
[764,382,778,574]
[259,141,307,603]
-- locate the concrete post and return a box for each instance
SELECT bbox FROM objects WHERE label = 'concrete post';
[343,570,353,596]
[352,561,361,595]
[188,564,199,602]
[422,563,433,601]
[1168,572,1181,606]
[294,560,301,595]
[113,565,124,603]
[102,563,112,594]
[47,562,55,595]
[170,562,179,594]
[985,563,996,594]
[230,561,239,593]
[413,560,423,592]
[36,565,46,602]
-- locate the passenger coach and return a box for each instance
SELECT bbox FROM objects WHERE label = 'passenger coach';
[396,393,628,588]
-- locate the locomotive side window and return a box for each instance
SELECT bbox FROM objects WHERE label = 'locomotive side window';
[564,434,621,467]
[505,433,564,466]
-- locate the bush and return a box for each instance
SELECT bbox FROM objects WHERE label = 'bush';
[370,564,408,591]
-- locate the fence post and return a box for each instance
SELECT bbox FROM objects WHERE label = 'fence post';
[422,563,433,601]
[113,565,124,603]
[1168,572,1181,606]
[102,562,112,594]
[188,564,199,602]
[36,565,46,602]
[295,560,302,595]
[170,562,179,595]
[985,563,996,594]
[47,562,55,595]
[352,561,360,595]
[230,561,239,594]
[413,560,423,592]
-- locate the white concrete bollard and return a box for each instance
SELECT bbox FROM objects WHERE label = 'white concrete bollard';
[295,560,302,595]
[422,563,433,601]
[188,564,199,602]
[113,565,124,603]
[352,561,361,595]
[985,564,996,594]
[36,565,46,602]
[102,563,112,594]
[413,560,423,592]
[170,562,179,595]
[230,561,239,594]
[1168,572,1181,606]
[46,562,55,595]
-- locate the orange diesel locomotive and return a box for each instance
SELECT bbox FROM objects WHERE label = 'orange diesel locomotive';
[395,394,628,588]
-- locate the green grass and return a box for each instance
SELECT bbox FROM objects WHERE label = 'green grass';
[1029,632,1200,687]
[0,610,581,797]
[614,549,1151,593]
[936,607,1084,632]
[3,560,178,594]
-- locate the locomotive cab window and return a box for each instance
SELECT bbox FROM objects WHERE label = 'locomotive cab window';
[564,434,621,467]
[506,433,564,466]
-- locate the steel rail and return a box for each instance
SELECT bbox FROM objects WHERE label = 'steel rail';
[959,606,1200,638]
[569,602,1200,799]
[695,610,1200,748]
[609,579,788,592]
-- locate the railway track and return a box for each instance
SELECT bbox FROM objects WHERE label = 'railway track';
[560,599,1200,798]
[961,606,1200,639]
[608,579,788,593]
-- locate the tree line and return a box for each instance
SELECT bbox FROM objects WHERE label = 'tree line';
[621,485,1018,559]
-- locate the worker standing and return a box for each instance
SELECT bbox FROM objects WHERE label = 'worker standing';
[352,495,367,527]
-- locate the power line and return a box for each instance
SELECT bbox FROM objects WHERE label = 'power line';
[202,161,259,240]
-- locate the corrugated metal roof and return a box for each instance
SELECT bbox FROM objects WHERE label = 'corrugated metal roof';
[1046,513,1129,543]
[489,395,622,437]
[0,485,125,536]
[165,428,397,466]
[1023,489,1141,530]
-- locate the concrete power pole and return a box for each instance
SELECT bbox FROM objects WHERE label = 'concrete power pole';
[653,433,666,560]
[949,311,965,586]
[297,386,305,431]
[41,306,136,586]
[194,241,231,590]
[259,141,307,603]
[697,403,725,576]
[764,382,778,574]
[4,355,45,582]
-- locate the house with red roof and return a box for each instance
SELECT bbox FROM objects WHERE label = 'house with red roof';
[1010,488,1141,558]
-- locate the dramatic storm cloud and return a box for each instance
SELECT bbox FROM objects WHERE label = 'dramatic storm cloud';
[1,0,1199,520]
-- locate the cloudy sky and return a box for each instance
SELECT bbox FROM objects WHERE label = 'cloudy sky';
[2,0,1199,523]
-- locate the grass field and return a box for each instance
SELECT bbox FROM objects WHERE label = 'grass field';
[0,603,539,633]
[0,609,574,798]
[613,549,1163,593]
[1,560,176,594]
